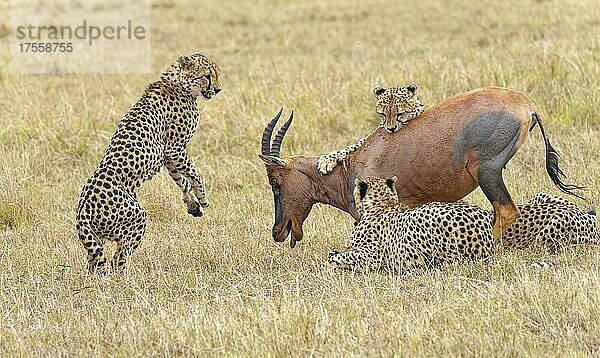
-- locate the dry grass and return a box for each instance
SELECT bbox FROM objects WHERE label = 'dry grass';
[1,0,600,355]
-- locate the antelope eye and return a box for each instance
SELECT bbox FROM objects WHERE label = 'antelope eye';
[270,177,278,186]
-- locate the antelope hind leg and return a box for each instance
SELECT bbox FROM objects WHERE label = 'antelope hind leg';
[477,164,520,243]
[491,202,519,241]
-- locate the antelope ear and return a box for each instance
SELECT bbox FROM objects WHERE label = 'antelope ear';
[407,81,418,94]
[358,181,368,200]
[386,176,397,190]
[259,154,287,167]
[373,86,386,96]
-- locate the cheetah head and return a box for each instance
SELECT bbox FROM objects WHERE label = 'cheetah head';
[162,52,222,100]
[353,176,399,214]
[373,82,424,133]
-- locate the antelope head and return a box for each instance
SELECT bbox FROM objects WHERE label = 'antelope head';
[259,108,314,248]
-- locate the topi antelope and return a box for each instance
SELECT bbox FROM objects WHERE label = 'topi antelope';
[259,87,584,248]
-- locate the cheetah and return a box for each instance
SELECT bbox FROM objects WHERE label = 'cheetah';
[329,178,598,273]
[328,177,494,273]
[317,82,425,175]
[501,192,599,252]
[76,52,221,274]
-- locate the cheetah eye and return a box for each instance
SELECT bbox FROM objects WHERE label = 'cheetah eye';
[396,112,405,119]
[377,112,385,118]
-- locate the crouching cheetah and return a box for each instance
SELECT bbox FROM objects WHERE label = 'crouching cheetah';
[329,178,599,273]
[328,177,494,273]
[77,52,221,274]
[501,192,599,252]
[317,82,425,174]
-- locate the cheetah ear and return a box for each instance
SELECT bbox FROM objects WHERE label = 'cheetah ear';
[407,81,418,95]
[354,177,366,191]
[373,86,386,96]
[178,55,193,70]
[386,176,397,190]
[358,181,368,200]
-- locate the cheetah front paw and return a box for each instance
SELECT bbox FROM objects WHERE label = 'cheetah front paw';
[327,250,357,271]
[317,155,338,175]
[327,250,340,261]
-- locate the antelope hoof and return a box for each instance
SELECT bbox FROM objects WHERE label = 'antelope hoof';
[317,156,337,175]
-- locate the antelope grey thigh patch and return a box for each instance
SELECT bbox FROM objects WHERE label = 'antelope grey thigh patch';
[453,111,521,165]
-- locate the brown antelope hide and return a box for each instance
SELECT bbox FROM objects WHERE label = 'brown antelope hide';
[259,87,584,248]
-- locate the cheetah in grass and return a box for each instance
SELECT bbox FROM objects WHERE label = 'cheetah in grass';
[328,177,494,273]
[77,52,221,274]
[501,192,598,252]
[329,178,598,273]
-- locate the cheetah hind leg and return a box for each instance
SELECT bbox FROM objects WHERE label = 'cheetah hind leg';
[78,223,109,275]
[183,190,205,217]
[191,178,209,208]
[112,210,147,273]
[535,219,571,254]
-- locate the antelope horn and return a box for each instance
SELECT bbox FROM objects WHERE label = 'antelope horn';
[270,110,293,157]
[261,108,283,155]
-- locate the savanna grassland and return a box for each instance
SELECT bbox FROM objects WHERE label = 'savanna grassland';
[1,0,600,356]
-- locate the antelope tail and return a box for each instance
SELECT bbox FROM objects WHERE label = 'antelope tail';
[531,112,586,200]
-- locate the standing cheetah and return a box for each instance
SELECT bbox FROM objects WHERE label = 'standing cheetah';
[77,52,221,274]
